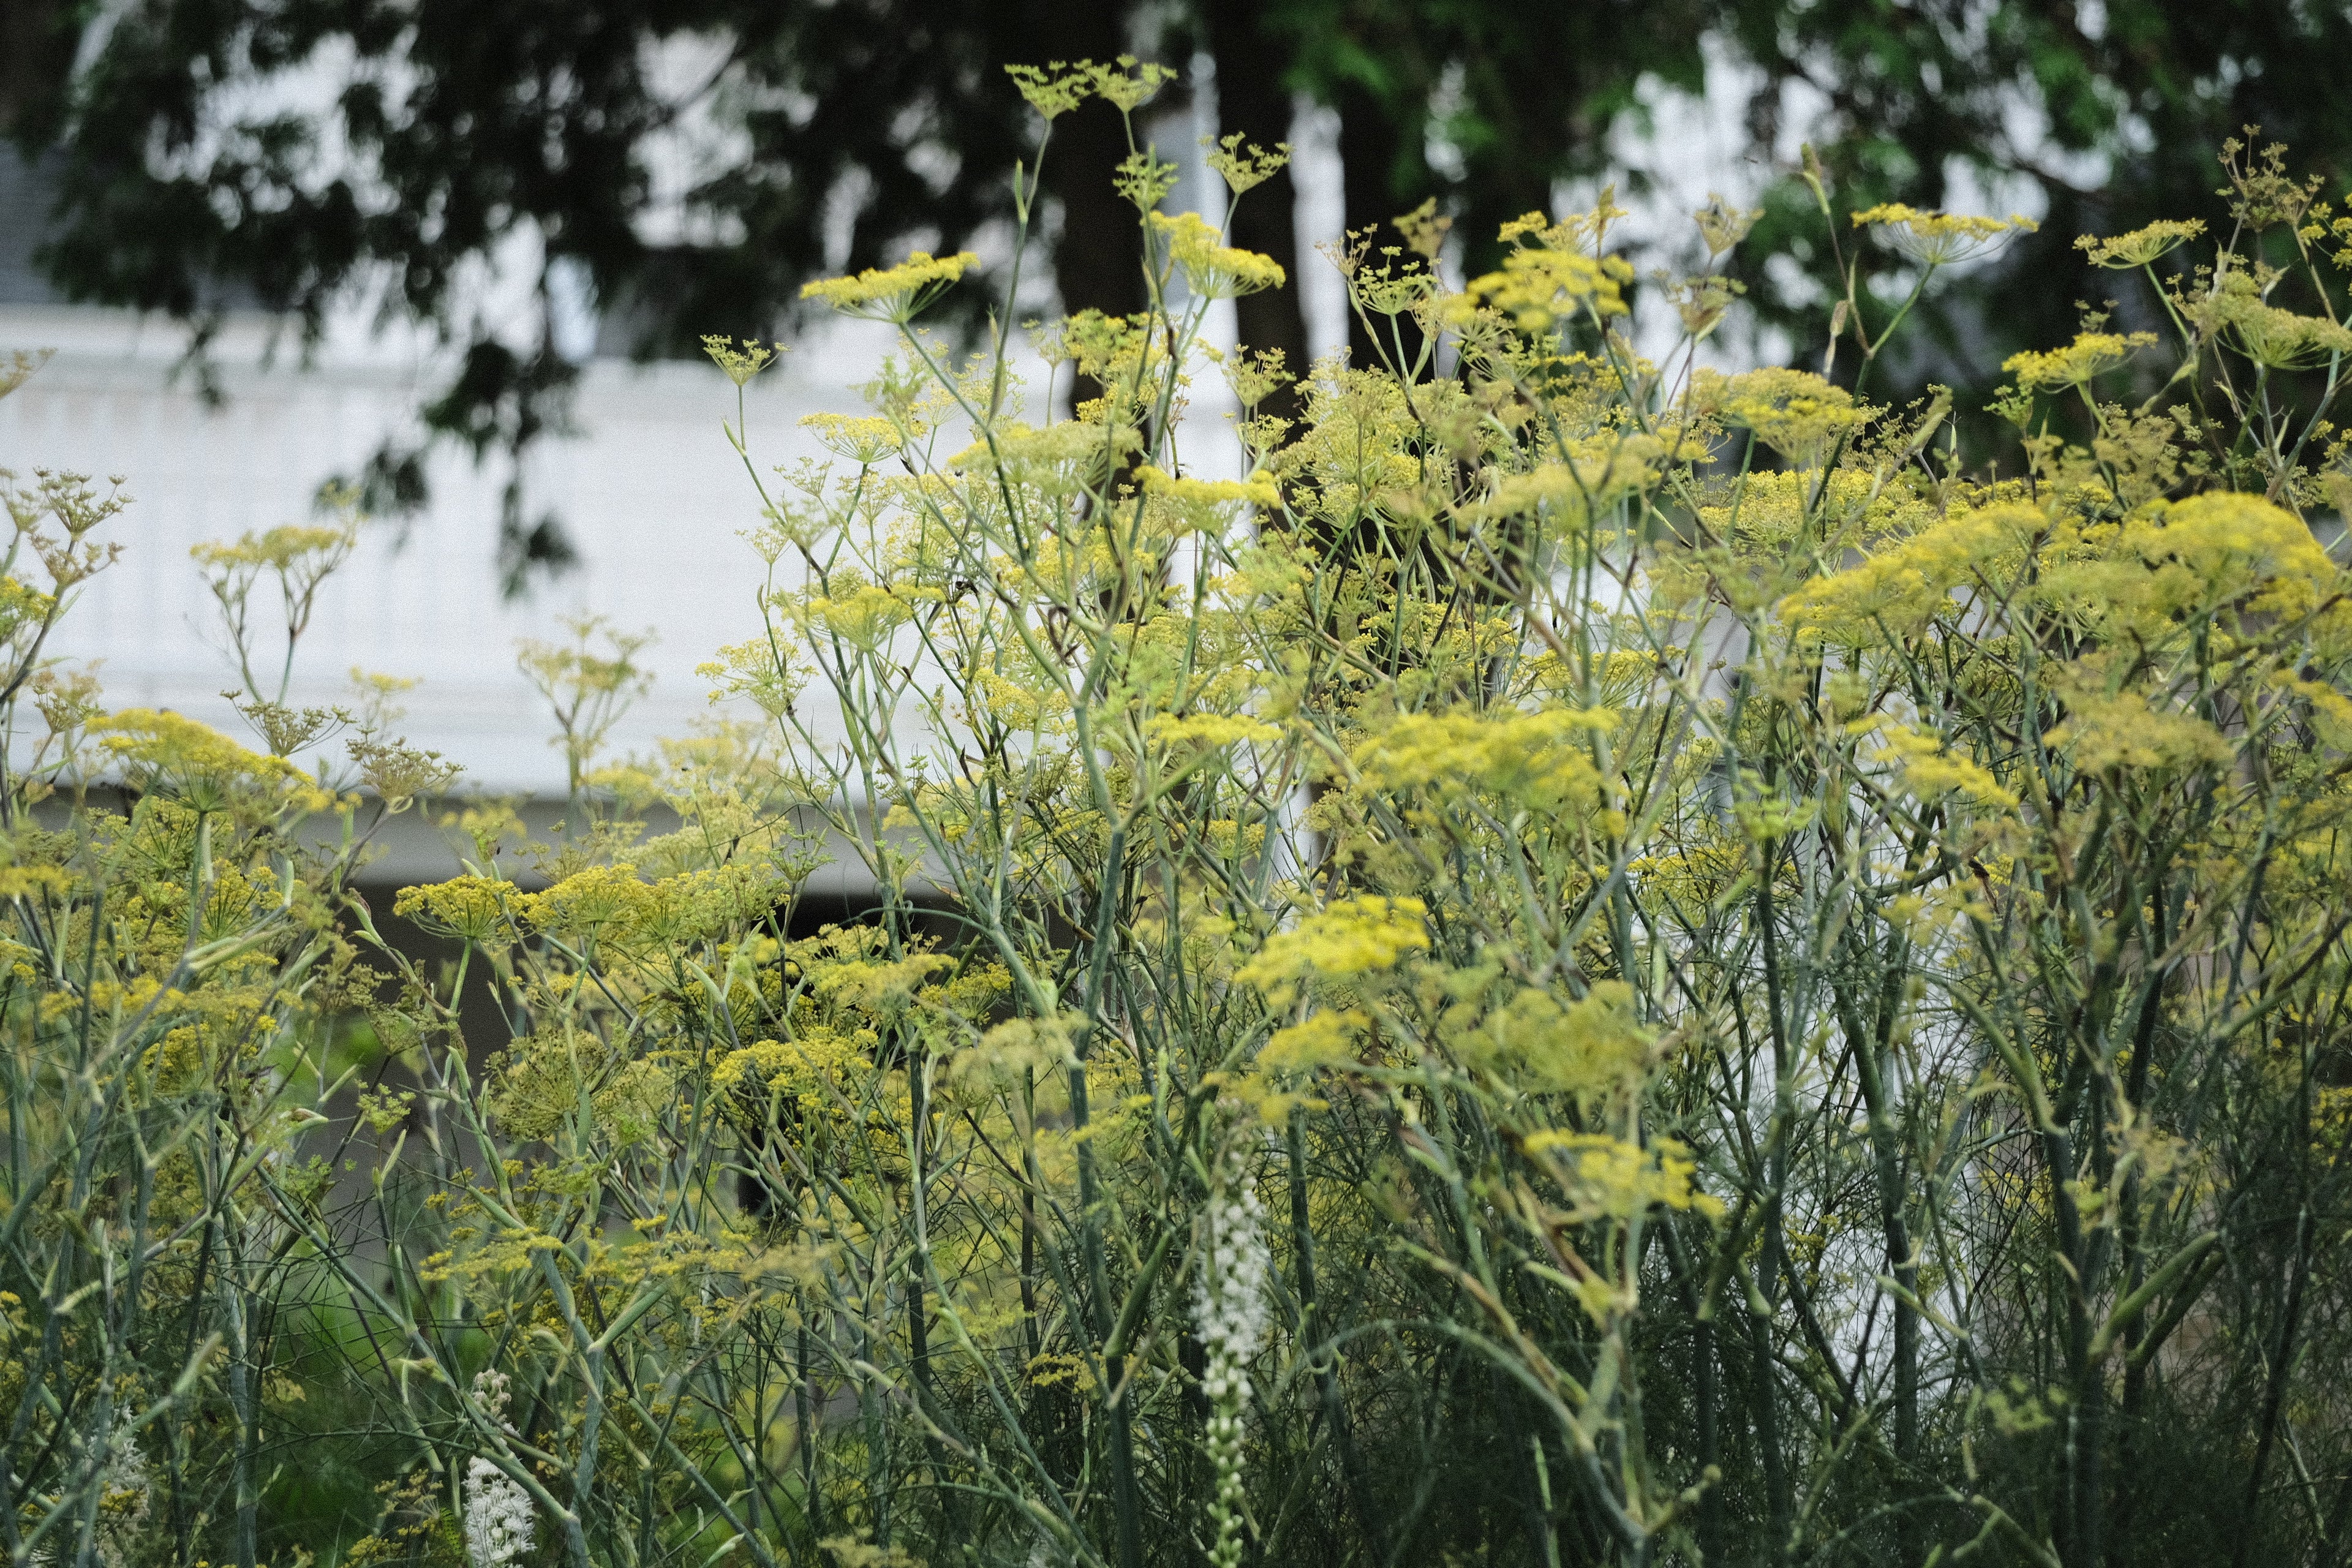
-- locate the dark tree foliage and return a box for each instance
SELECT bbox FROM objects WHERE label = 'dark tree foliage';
[1714,0,2352,420]
[1256,0,1709,374]
[12,0,2352,576]
[4,0,1143,589]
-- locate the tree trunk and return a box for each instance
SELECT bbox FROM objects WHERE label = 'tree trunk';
[1019,0,1145,415]
[1334,74,1431,375]
[1202,0,1311,428]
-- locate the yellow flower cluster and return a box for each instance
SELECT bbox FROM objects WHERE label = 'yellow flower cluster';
[2210,272,2352,369]
[396,861,789,954]
[802,412,903,464]
[1521,1133,1723,1229]
[2119,492,2337,620]
[1352,708,1617,815]
[801,250,982,321]
[0,575,56,641]
[1701,367,1871,466]
[2050,698,2228,777]
[2003,331,2157,391]
[1467,981,1651,1099]
[1853,718,2020,810]
[188,522,353,576]
[1237,895,1430,1005]
[1852,203,2038,266]
[1469,437,1668,525]
[1135,462,1280,511]
[1782,502,2046,641]
[1003,57,1173,121]
[2075,219,2205,270]
[1149,212,1286,299]
[793,581,914,651]
[93,709,329,814]
[393,875,524,942]
[1444,244,1630,333]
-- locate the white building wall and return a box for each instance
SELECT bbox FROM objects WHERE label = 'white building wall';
[0,303,919,796]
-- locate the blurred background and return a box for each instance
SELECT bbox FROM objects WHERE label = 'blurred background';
[2,0,2349,826]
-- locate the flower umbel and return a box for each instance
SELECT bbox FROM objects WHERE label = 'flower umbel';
[801,251,982,322]
[1852,203,2038,267]
[1150,212,1286,299]
[2076,219,2205,270]
[2002,331,2157,391]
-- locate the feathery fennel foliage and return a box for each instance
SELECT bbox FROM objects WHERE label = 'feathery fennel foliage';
[7,80,2352,1568]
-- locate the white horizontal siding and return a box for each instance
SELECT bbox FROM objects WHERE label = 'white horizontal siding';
[0,305,915,794]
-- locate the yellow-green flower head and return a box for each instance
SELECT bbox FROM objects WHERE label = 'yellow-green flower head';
[1444,244,1630,333]
[1352,709,1618,817]
[1237,895,1430,1006]
[92,709,327,815]
[528,862,650,940]
[1520,1130,1724,1237]
[697,635,804,717]
[1466,436,1669,524]
[1850,717,2019,810]
[0,575,56,638]
[1698,367,1871,467]
[1085,56,1176,114]
[2211,271,2352,369]
[794,581,913,651]
[1203,132,1291,198]
[801,412,904,466]
[2002,330,2157,391]
[1002,57,1173,122]
[189,524,353,575]
[700,335,785,386]
[393,875,528,943]
[2075,219,2205,270]
[1852,203,2038,266]
[2125,491,2337,617]
[1779,500,2048,643]
[1692,193,1762,258]
[949,420,1140,494]
[1136,462,1280,510]
[801,250,982,322]
[1149,212,1286,299]
[1003,62,1092,120]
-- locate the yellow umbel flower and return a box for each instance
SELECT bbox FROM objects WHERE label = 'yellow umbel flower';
[1851,717,2020,810]
[1204,132,1291,197]
[394,876,529,943]
[1702,367,1871,466]
[699,335,785,386]
[1352,709,1618,817]
[801,250,982,322]
[800,413,903,465]
[1852,203,2037,266]
[1238,895,1430,1005]
[92,709,326,813]
[1520,1131,1723,1231]
[1135,462,1280,510]
[1445,245,1630,333]
[2075,219,2205,269]
[2211,272,2352,369]
[189,523,353,576]
[2002,331,2157,390]
[1149,212,1286,299]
